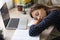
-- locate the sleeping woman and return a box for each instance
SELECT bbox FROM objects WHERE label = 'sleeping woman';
[29,4,60,36]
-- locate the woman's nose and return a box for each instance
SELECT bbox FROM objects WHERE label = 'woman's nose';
[37,17,40,20]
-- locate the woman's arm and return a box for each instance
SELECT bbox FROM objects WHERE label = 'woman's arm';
[29,10,59,36]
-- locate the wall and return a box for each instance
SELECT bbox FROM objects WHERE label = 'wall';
[0,0,5,9]
[52,0,60,5]
[0,0,13,9]
[5,0,13,9]
[38,0,43,4]
[38,0,49,4]
[38,0,60,5]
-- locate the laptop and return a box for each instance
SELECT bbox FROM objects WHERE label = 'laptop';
[0,3,19,30]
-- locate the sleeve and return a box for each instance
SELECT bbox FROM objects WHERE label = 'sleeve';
[29,10,59,36]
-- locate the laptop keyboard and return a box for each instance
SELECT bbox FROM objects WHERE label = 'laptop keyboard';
[7,18,19,30]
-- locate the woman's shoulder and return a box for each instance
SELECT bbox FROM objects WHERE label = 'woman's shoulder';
[47,8,60,15]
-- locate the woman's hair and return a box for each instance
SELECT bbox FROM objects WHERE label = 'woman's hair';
[30,4,49,18]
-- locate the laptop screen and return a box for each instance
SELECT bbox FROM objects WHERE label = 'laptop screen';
[1,3,10,27]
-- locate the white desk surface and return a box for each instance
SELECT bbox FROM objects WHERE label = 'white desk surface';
[11,29,40,40]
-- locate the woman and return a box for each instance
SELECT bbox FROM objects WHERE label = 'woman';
[29,4,60,36]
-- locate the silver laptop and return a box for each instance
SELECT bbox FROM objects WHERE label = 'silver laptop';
[0,3,28,30]
[0,3,19,30]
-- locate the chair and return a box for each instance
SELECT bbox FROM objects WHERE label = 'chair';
[40,26,54,40]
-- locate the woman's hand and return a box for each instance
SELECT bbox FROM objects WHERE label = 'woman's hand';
[33,16,42,25]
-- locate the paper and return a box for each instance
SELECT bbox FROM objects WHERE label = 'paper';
[11,29,39,40]
[28,19,35,27]
[18,16,28,30]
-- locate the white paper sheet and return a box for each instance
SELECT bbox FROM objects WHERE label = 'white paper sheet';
[18,15,28,30]
[11,29,39,40]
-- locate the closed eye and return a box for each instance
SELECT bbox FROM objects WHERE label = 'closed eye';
[35,12,39,16]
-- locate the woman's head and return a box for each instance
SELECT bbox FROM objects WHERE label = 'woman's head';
[30,4,48,20]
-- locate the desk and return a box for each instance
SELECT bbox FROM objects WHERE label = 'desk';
[11,19,54,40]
[11,18,40,40]
[11,29,40,40]
[11,26,54,40]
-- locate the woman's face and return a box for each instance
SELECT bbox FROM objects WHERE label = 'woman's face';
[32,8,47,20]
